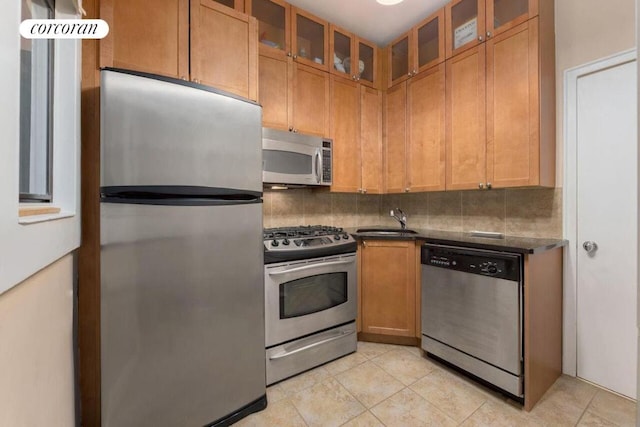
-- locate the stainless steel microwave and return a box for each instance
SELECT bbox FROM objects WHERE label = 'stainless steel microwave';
[262,128,332,187]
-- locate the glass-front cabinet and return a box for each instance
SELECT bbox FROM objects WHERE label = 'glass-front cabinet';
[357,39,377,88]
[330,25,378,88]
[213,0,244,11]
[330,25,353,79]
[292,7,328,71]
[414,9,445,74]
[388,33,410,87]
[487,0,534,36]
[388,8,443,87]
[247,0,290,58]
[446,0,537,58]
[446,0,485,58]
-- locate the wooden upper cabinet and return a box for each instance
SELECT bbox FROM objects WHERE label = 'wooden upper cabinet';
[246,0,291,59]
[387,8,444,87]
[360,86,383,194]
[388,33,412,87]
[212,0,244,11]
[447,0,539,58]
[330,25,355,80]
[414,9,445,74]
[330,25,380,88]
[486,17,554,188]
[445,45,486,190]
[330,76,361,193]
[360,240,416,338]
[291,7,329,71]
[407,63,446,192]
[487,0,537,37]
[291,62,330,136]
[357,39,379,88]
[191,0,258,100]
[258,54,290,130]
[445,0,486,59]
[384,82,408,193]
[100,0,189,79]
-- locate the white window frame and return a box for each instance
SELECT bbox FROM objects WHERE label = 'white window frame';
[0,0,81,294]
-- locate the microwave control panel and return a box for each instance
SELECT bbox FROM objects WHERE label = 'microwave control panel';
[322,140,332,184]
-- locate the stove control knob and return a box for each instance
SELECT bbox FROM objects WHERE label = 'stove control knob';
[342,233,349,240]
[271,239,279,247]
[282,238,290,246]
[334,235,341,241]
[294,240,302,246]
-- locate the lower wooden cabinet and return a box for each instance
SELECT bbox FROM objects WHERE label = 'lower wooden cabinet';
[358,239,417,338]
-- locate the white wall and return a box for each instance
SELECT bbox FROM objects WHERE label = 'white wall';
[555,0,637,185]
[0,1,81,425]
[0,0,81,295]
[0,255,76,426]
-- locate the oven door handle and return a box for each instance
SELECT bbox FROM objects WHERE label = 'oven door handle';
[268,259,355,276]
[269,330,356,360]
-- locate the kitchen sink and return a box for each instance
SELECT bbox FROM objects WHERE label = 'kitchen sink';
[356,228,418,235]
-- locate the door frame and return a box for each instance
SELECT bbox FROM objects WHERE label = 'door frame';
[562,48,636,376]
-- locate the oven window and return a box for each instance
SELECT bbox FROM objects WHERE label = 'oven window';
[280,273,347,319]
[263,150,312,175]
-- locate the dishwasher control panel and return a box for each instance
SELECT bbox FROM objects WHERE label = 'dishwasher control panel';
[421,245,521,281]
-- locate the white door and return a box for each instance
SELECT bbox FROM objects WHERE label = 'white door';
[576,58,637,399]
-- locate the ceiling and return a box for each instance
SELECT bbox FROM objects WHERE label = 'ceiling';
[285,0,449,46]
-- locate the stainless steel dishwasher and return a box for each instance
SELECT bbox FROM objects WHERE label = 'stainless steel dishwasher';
[421,244,524,398]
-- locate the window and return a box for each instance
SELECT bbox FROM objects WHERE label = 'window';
[19,0,55,202]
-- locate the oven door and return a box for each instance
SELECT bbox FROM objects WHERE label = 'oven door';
[265,253,357,347]
[262,139,324,186]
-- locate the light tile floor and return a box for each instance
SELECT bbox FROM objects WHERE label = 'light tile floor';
[237,341,637,427]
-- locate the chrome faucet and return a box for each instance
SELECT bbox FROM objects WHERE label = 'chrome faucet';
[390,208,407,230]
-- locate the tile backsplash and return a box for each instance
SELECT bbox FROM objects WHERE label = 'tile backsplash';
[263,188,562,239]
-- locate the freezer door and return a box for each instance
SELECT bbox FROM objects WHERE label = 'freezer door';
[100,202,265,427]
[101,69,262,193]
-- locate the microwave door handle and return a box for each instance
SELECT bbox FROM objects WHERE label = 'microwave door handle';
[268,259,355,276]
[314,149,321,184]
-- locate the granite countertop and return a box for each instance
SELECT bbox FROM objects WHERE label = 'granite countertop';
[348,226,567,254]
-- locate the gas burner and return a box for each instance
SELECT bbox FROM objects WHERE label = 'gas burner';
[263,225,356,263]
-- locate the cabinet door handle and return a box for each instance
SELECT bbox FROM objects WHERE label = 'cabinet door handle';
[408,72,412,77]
[405,188,410,193]
[486,182,492,189]
[362,189,367,194]
[486,31,492,38]
[478,36,484,42]
[289,126,294,132]
[479,183,485,189]
[293,54,298,59]
[287,52,292,57]
[293,128,298,133]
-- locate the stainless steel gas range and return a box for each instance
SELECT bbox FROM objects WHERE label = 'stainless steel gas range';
[263,225,357,385]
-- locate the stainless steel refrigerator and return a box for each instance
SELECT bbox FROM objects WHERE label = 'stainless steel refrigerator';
[99,68,266,427]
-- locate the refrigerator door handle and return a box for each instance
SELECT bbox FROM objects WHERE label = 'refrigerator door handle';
[268,259,355,276]
[269,330,355,360]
